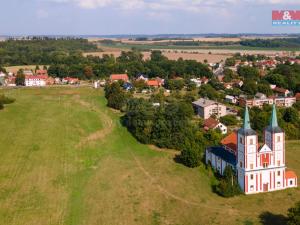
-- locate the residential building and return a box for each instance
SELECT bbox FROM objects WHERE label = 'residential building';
[239,94,296,108]
[23,70,34,76]
[192,98,227,119]
[273,87,291,97]
[190,78,202,87]
[147,78,164,88]
[25,75,47,86]
[64,77,79,85]
[206,105,297,194]
[110,74,129,83]
[123,82,133,91]
[136,74,148,81]
[225,95,237,104]
[0,72,6,78]
[36,69,48,76]
[204,117,227,134]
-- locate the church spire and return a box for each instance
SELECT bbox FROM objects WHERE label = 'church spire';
[270,104,278,128]
[243,106,251,130]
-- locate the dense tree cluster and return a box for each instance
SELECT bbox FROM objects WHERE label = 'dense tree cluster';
[214,166,242,197]
[0,39,213,81]
[0,38,97,66]
[104,82,131,111]
[104,82,223,168]
[287,201,300,225]
[240,37,300,48]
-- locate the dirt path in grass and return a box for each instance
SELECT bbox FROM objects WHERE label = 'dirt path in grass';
[131,151,247,217]
[75,96,114,148]
[131,152,202,206]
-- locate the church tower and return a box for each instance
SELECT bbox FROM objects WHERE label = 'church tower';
[261,104,286,191]
[237,106,258,193]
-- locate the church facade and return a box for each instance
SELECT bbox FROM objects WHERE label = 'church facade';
[206,105,297,194]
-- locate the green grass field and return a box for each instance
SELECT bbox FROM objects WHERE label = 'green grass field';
[0,87,299,225]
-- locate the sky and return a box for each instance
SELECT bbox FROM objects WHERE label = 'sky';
[1,0,300,35]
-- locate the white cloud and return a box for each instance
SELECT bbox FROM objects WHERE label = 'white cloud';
[44,0,300,11]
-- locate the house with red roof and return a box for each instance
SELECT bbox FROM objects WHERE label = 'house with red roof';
[203,117,227,134]
[110,74,129,83]
[273,87,290,97]
[147,77,164,88]
[36,69,48,76]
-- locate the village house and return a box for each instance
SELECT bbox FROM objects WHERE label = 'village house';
[203,117,227,134]
[6,77,16,87]
[193,98,227,119]
[147,77,164,88]
[23,70,34,76]
[36,69,48,76]
[136,74,148,81]
[63,77,79,85]
[46,76,55,85]
[272,87,291,97]
[239,94,296,108]
[190,78,202,87]
[206,105,297,194]
[110,74,129,83]
[225,95,238,104]
[25,75,48,87]
[123,82,133,91]
[0,72,6,78]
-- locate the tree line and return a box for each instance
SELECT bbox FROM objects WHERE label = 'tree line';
[105,81,223,168]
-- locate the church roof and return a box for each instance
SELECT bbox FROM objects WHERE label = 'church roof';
[265,104,283,133]
[207,146,236,165]
[221,132,237,153]
[238,106,256,136]
[285,170,297,179]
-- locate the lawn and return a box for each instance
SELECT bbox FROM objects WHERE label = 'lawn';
[0,87,299,225]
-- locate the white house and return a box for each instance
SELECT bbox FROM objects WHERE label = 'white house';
[25,75,47,87]
[225,95,237,104]
[190,78,202,87]
[204,117,227,134]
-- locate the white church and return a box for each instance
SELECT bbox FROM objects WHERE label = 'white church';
[206,105,297,194]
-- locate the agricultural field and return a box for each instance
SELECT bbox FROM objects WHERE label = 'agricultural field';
[4,65,48,74]
[83,50,230,63]
[0,87,299,225]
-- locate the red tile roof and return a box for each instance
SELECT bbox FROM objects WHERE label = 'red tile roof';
[273,87,289,93]
[110,74,129,82]
[285,170,297,179]
[25,75,48,80]
[204,118,219,129]
[221,132,237,153]
[147,79,160,87]
[36,70,47,75]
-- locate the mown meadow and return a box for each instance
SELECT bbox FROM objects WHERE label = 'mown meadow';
[0,87,299,225]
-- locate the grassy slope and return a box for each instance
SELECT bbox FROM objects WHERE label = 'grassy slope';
[0,87,299,225]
